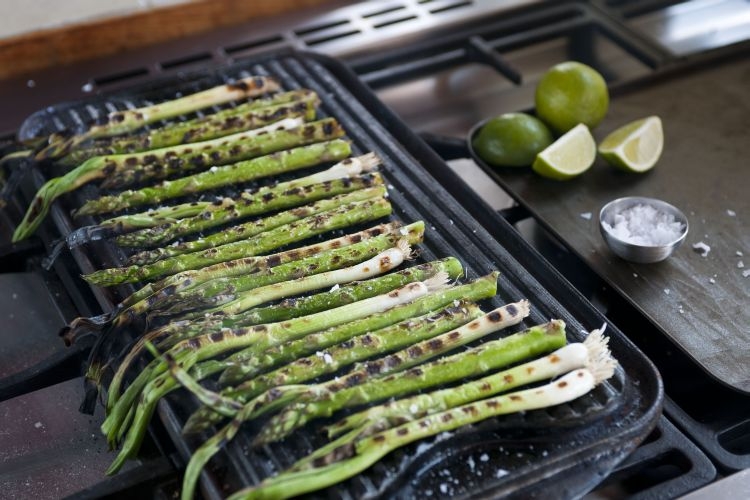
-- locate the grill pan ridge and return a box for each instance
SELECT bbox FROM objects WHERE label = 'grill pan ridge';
[12,49,662,499]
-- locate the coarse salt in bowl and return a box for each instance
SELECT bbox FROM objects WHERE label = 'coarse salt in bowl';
[599,196,689,263]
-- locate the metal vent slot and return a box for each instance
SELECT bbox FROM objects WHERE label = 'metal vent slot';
[160,52,214,70]
[373,14,419,30]
[363,4,407,18]
[305,28,363,47]
[93,67,150,88]
[223,35,286,56]
[294,18,350,36]
[429,0,474,15]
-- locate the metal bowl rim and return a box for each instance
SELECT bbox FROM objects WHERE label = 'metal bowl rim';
[599,196,689,249]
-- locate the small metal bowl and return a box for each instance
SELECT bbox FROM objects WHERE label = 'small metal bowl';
[599,196,689,264]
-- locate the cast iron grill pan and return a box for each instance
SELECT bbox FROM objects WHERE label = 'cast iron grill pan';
[15,49,662,499]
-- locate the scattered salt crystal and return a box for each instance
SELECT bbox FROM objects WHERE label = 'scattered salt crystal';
[633,273,638,278]
[603,203,685,245]
[479,453,489,462]
[692,241,711,257]
[330,284,340,292]
[495,469,509,478]
[449,219,454,225]
[399,227,408,236]
[27,79,36,88]
[34,422,43,429]
[709,278,715,284]
[81,82,94,93]
[453,299,460,307]
[664,289,670,295]
[209,166,219,172]
[388,184,395,190]
[580,212,592,220]
[743,270,750,278]
[12,293,17,299]
[737,251,744,257]
[727,209,736,217]
[467,455,475,471]
[738,261,745,269]
[439,484,449,494]
[315,351,324,358]
[409,404,419,414]
[323,353,333,365]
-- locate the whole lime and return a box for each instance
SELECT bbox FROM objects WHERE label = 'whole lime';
[535,61,609,134]
[472,113,554,168]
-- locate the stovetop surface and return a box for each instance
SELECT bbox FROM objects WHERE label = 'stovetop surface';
[1,0,749,498]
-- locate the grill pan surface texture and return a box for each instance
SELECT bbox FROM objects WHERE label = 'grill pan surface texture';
[13,49,663,499]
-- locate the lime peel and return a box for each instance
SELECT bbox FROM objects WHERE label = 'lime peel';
[599,116,663,173]
[535,61,609,134]
[532,124,596,181]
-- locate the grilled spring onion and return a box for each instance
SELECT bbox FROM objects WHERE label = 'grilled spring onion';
[113,172,383,250]
[325,326,615,439]
[35,75,281,158]
[74,139,351,216]
[55,90,319,166]
[171,302,531,500]
[94,152,379,235]
[70,222,401,339]
[105,239,418,411]
[225,346,616,500]
[102,228,425,416]
[12,117,345,242]
[89,222,423,415]
[180,299,528,438]
[179,271,499,436]
[83,195,392,287]
[104,273,453,473]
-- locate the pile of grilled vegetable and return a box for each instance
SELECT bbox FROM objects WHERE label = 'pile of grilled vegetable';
[9,75,618,500]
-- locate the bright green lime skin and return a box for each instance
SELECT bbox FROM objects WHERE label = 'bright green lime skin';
[472,113,554,168]
[535,61,609,134]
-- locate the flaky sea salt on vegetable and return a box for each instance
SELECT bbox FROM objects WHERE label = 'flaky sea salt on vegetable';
[603,203,684,246]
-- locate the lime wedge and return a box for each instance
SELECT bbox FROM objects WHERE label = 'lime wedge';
[532,123,596,180]
[599,116,663,172]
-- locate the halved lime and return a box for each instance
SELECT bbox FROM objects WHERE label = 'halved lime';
[532,123,596,180]
[472,113,554,167]
[599,116,663,172]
